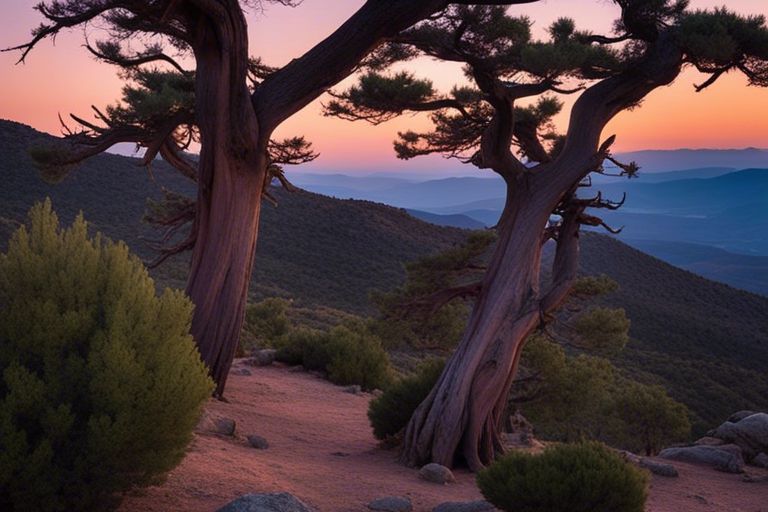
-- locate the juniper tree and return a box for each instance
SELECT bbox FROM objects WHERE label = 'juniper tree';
[326,1,768,468]
[4,0,539,396]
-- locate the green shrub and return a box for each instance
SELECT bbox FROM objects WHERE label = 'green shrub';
[608,381,691,455]
[477,442,648,512]
[239,298,292,355]
[324,322,392,390]
[0,200,213,511]
[368,358,445,440]
[274,321,392,390]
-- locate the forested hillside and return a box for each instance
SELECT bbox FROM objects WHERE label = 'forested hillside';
[2,119,767,432]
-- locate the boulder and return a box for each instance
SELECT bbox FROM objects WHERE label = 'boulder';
[658,445,744,473]
[639,458,678,477]
[248,349,277,367]
[694,436,724,446]
[742,473,768,483]
[712,413,768,460]
[432,501,497,512]
[419,463,456,484]
[728,410,758,423]
[216,492,315,512]
[247,435,269,450]
[368,496,413,512]
[343,385,362,395]
[197,413,236,436]
[231,367,253,376]
[752,452,768,469]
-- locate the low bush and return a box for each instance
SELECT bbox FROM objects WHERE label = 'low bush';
[0,201,213,511]
[477,442,648,512]
[239,298,292,355]
[274,321,392,390]
[368,358,445,440]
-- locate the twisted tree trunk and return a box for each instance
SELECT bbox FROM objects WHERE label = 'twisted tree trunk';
[401,181,566,470]
[184,4,268,396]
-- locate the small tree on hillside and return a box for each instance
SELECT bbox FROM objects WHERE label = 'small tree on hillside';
[4,0,540,396]
[327,1,768,468]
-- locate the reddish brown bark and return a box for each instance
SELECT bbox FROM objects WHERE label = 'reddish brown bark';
[401,33,685,470]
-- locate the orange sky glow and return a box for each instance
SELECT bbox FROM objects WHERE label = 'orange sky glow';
[1,0,767,174]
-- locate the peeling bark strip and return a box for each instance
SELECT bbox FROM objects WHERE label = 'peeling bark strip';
[6,0,540,396]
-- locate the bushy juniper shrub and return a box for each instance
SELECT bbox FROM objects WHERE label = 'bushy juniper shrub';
[239,297,292,355]
[368,358,445,440]
[274,320,392,390]
[0,200,213,512]
[477,442,649,512]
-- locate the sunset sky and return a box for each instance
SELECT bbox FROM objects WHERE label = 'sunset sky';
[1,0,767,175]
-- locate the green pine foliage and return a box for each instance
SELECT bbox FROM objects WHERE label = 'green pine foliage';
[369,231,494,350]
[368,358,445,440]
[516,335,690,454]
[240,298,292,354]
[477,442,649,512]
[608,381,692,456]
[275,321,392,391]
[0,200,213,512]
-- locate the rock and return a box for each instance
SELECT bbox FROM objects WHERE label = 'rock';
[248,349,277,367]
[216,492,315,512]
[419,463,456,484]
[432,501,497,512]
[618,450,642,465]
[742,473,768,483]
[659,445,744,473]
[639,458,679,477]
[368,496,413,512]
[231,367,253,376]
[288,365,305,373]
[247,435,269,450]
[343,385,362,395]
[728,410,758,423]
[712,413,768,460]
[371,389,384,398]
[752,452,768,468]
[694,436,724,446]
[197,412,236,436]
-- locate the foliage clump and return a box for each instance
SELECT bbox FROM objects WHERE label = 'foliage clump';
[477,442,649,512]
[240,297,292,354]
[0,200,213,511]
[275,321,392,390]
[368,358,445,440]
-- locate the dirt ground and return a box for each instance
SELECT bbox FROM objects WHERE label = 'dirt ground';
[119,362,768,512]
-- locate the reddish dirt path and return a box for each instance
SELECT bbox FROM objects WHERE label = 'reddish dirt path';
[119,363,768,512]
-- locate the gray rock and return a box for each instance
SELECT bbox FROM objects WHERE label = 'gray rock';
[419,463,456,484]
[231,367,253,376]
[216,493,315,512]
[248,349,277,367]
[752,452,768,468]
[371,389,384,398]
[344,385,362,395]
[368,496,412,512]
[713,413,768,460]
[639,458,679,477]
[659,445,744,473]
[432,501,497,512]
[247,434,269,450]
[742,473,768,483]
[198,413,236,436]
[288,365,305,373]
[694,436,724,446]
[728,410,758,423]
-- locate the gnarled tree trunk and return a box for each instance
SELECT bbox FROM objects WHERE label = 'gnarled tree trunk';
[184,4,267,396]
[400,182,565,470]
